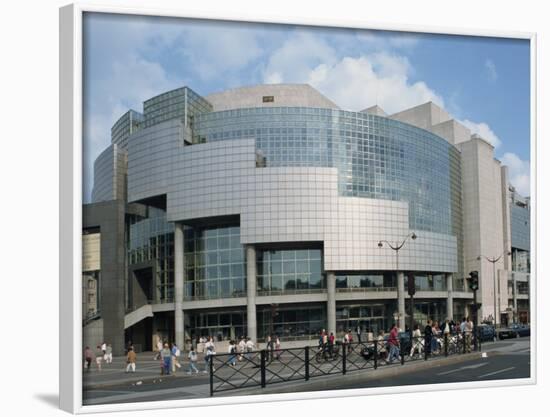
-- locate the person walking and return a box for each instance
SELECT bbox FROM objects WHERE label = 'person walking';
[275,336,282,360]
[465,316,473,353]
[186,347,199,374]
[266,335,274,361]
[434,321,439,352]
[388,324,401,363]
[228,340,237,366]
[101,341,107,361]
[424,319,433,356]
[238,336,246,361]
[95,345,103,371]
[160,342,172,375]
[203,337,216,373]
[356,324,362,343]
[105,343,113,364]
[409,324,423,357]
[347,330,353,353]
[171,343,182,373]
[125,347,137,373]
[245,337,255,361]
[84,346,94,372]
[155,338,163,361]
[328,332,335,358]
[377,330,387,360]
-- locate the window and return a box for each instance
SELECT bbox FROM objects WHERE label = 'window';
[262,96,274,103]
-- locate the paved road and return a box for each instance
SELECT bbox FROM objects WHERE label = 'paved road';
[83,337,530,405]
[319,346,530,391]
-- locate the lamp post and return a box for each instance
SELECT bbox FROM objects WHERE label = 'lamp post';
[477,251,511,328]
[378,232,417,331]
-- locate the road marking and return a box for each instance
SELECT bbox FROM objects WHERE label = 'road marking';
[477,367,515,378]
[437,363,488,376]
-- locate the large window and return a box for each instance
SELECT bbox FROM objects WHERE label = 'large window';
[257,248,324,294]
[188,310,246,342]
[258,305,325,340]
[184,225,246,300]
[336,303,388,334]
[127,207,174,303]
[335,272,396,291]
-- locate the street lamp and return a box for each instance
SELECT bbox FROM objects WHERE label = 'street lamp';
[477,251,511,328]
[378,232,417,330]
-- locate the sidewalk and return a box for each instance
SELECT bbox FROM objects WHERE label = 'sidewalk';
[83,340,517,390]
[83,351,211,389]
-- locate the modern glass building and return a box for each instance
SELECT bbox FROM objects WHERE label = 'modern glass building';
[83,84,524,354]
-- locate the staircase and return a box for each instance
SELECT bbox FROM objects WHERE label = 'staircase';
[124,304,153,329]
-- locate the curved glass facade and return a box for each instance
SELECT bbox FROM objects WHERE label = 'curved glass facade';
[193,107,462,240]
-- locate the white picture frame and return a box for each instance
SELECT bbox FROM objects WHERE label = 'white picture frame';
[59,2,537,414]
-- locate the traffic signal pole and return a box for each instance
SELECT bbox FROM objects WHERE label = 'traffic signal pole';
[473,288,478,351]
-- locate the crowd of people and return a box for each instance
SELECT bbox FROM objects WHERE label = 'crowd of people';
[84,319,477,377]
[83,341,113,372]
[316,317,477,363]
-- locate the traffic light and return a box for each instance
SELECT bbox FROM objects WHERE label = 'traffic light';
[468,270,479,291]
[407,272,416,296]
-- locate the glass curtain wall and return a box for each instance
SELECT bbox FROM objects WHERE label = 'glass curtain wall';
[188,310,247,342]
[256,248,324,295]
[336,303,389,335]
[257,305,325,340]
[127,207,174,303]
[184,225,246,300]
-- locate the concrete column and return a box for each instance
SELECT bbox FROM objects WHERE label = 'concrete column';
[397,272,405,330]
[327,272,336,336]
[446,273,454,320]
[512,273,518,323]
[174,223,184,349]
[246,245,257,343]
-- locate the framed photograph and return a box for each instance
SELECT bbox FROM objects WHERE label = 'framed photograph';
[60,2,536,413]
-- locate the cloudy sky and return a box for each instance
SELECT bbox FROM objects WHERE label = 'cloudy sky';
[83,12,531,202]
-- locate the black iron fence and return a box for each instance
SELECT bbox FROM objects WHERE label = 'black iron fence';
[209,332,481,396]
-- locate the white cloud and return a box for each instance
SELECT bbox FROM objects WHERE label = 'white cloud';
[460,119,502,148]
[262,31,337,84]
[306,54,444,113]
[485,59,498,83]
[500,152,530,196]
[262,32,442,113]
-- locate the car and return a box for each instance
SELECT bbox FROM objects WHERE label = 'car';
[498,323,530,339]
[477,324,497,342]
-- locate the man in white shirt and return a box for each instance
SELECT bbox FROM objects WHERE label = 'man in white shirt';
[238,337,246,361]
[245,337,255,360]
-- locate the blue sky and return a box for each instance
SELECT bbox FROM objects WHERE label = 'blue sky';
[83,12,531,202]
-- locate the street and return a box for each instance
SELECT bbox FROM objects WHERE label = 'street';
[321,343,530,391]
[83,337,531,405]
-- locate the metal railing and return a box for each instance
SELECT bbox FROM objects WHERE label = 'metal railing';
[209,332,481,396]
[335,287,397,293]
[82,310,101,326]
